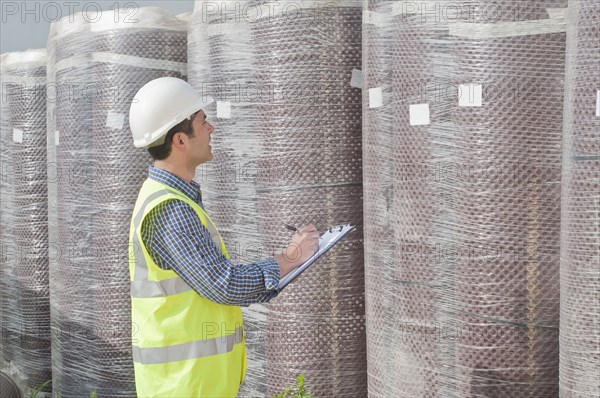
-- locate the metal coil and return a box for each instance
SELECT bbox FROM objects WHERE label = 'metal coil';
[0,49,51,394]
[560,1,600,396]
[189,1,367,396]
[47,8,187,397]
[363,1,565,396]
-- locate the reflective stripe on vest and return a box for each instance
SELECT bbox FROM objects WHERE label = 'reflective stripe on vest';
[132,326,243,365]
[130,187,223,298]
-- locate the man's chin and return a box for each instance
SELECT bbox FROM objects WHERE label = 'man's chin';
[197,153,213,166]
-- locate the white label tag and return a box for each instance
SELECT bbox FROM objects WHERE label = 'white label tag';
[217,101,231,119]
[363,10,390,27]
[410,104,430,126]
[350,69,363,89]
[369,87,383,108]
[55,130,60,146]
[12,128,23,143]
[459,84,483,107]
[596,90,599,117]
[106,111,125,130]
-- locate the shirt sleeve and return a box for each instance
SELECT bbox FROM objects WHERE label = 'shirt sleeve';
[141,199,281,306]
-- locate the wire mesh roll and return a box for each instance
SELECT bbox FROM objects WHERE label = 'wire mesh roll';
[0,54,14,380]
[47,8,187,397]
[560,1,600,396]
[363,1,565,397]
[449,4,565,396]
[254,2,365,396]
[0,50,51,394]
[189,1,366,396]
[362,3,403,397]
[0,53,17,387]
[90,9,187,396]
[189,2,271,396]
[365,2,460,396]
[48,15,98,395]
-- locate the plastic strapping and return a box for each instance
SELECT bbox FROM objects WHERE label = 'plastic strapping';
[362,10,392,27]
[0,75,46,84]
[234,0,362,20]
[91,52,187,75]
[206,23,225,37]
[449,8,567,38]
[390,1,442,17]
[54,54,89,72]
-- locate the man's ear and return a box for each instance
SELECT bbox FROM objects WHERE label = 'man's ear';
[172,132,185,147]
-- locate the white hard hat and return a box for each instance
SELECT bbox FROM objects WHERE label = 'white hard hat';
[129,77,213,148]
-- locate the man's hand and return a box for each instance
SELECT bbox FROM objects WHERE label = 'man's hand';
[275,224,320,278]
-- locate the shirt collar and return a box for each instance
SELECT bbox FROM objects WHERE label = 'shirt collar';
[148,166,202,202]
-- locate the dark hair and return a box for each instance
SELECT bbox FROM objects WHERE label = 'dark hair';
[147,115,195,160]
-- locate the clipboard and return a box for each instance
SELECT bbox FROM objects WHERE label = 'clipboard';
[278,224,356,289]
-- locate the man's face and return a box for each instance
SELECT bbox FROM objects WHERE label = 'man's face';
[187,110,214,165]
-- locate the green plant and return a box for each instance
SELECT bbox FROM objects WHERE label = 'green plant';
[29,380,51,398]
[272,373,313,398]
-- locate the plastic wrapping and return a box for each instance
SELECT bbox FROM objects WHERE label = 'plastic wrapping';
[46,7,187,396]
[0,53,9,386]
[0,49,51,395]
[560,1,600,396]
[363,1,565,396]
[189,0,366,396]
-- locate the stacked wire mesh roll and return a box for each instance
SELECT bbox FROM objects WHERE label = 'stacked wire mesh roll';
[364,2,455,396]
[47,8,187,397]
[363,1,565,396]
[450,3,566,396]
[0,49,51,394]
[0,53,10,389]
[189,2,272,396]
[47,13,95,394]
[189,1,366,396]
[560,1,600,396]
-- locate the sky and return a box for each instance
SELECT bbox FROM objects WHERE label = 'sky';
[1,0,194,53]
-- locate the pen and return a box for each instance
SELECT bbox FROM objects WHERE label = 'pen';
[285,224,297,232]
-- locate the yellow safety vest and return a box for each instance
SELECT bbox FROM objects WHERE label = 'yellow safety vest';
[128,178,246,397]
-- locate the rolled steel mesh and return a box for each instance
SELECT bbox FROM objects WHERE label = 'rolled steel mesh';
[48,14,96,394]
[560,1,600,396]
[189,1,366,396]
[47,8,187,397]
[0,53,12,382]
[363,1,565,396]
[450,21,565,398]
[91,15,188,396]
[189,2,271,396]
[251,4,366,396]
[0,50,51,394]
[362,3,404,397]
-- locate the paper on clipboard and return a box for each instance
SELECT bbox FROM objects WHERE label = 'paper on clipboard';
[278,224,355,289]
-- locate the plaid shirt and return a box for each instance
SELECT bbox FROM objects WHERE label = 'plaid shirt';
[141,166,280,306]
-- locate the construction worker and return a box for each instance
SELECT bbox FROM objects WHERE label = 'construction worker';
[127,77,319,397]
